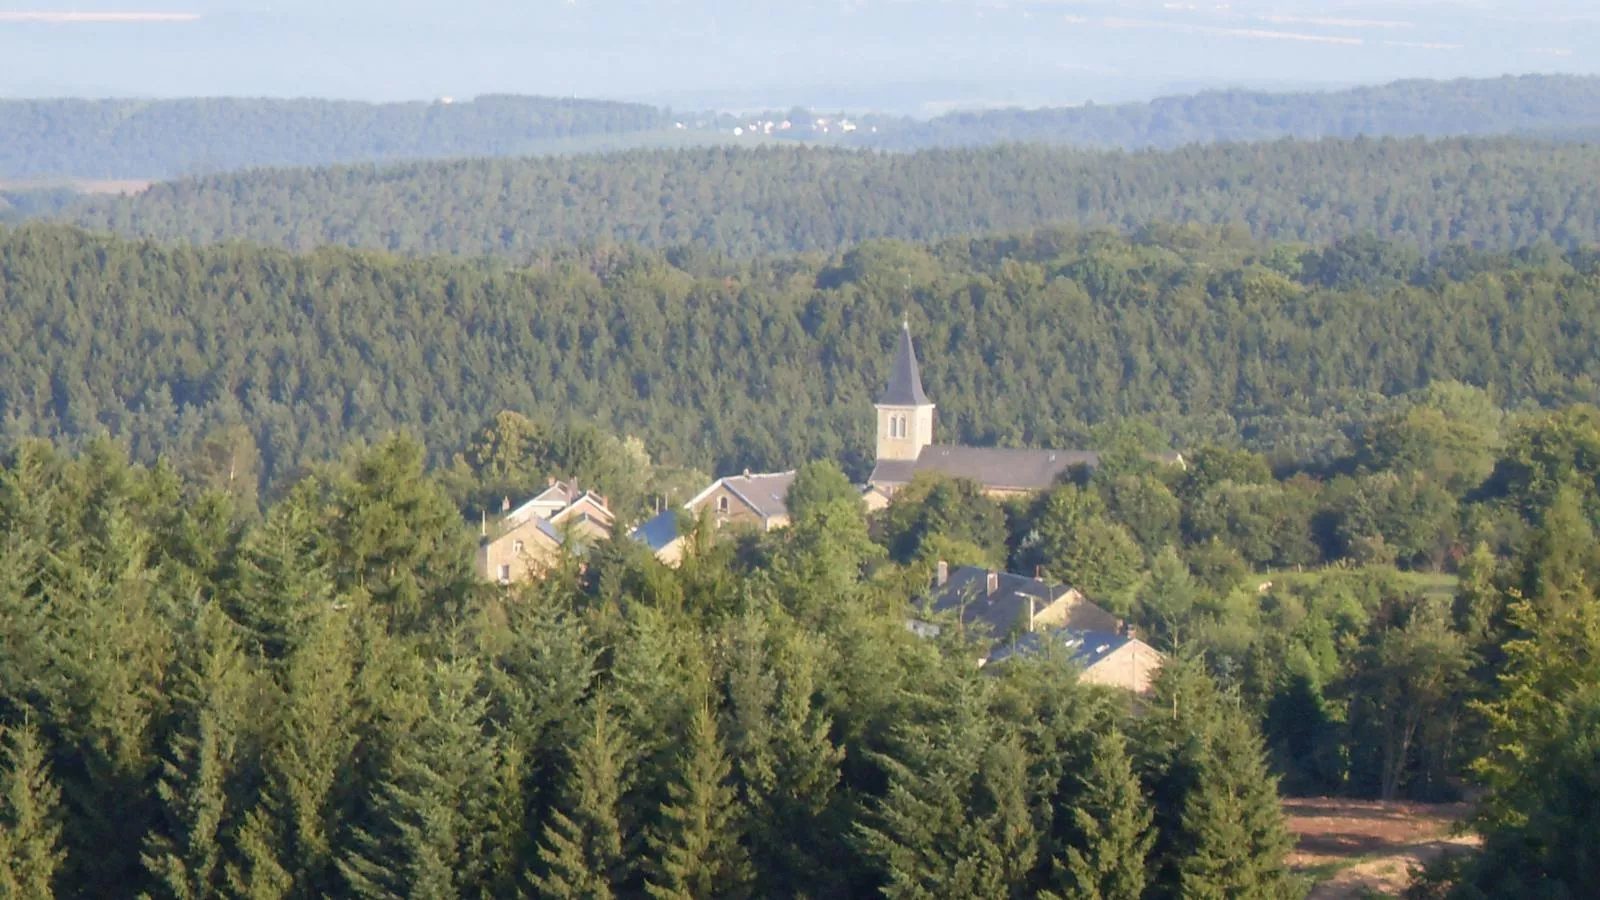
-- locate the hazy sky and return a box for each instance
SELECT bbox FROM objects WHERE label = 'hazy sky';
[3,0,1597,111]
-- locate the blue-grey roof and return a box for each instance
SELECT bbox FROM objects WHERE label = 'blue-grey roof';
[630,509,681,552]
[987,630,1131,667]
[878,323,931,407]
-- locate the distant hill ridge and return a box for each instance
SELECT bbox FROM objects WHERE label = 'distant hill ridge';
[856,74,1600,151]
[0,94,674,180]
[4,74,1600,181]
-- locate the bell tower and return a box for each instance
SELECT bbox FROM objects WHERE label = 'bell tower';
[875,322,936,462]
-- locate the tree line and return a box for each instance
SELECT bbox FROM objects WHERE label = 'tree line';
[50,137,1600,260]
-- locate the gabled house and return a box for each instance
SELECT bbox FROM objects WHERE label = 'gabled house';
[987,630,1165,694]
[479,486,615,585]
[629,469,797,565]
[910,563,1122,643]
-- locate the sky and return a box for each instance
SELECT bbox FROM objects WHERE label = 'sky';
[2,0,1597,112]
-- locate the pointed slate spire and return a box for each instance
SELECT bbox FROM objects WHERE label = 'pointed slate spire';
[878,321,931,406]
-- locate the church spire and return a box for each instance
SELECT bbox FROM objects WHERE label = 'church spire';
[878,321,931,406]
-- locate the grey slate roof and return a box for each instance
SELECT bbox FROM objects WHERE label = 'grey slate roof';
[877,323,931,407]
[867,458,917,487]
[630,509,682,552]
[925,566,1073,641]
[987,629,1132,667]
[882,444,1099,492]
[707,471,798,521]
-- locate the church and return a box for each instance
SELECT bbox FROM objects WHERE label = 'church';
[865,322,1175,504]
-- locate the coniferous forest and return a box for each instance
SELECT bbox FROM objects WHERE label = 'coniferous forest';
[48,137,1600,259]
[2,72,1600,899]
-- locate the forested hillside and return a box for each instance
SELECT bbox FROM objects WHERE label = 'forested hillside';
[60,138,1600,260]
[854,74,1600,150]
[4,221,1600,499]
[9,75,1600,181]
[0,95,673,180]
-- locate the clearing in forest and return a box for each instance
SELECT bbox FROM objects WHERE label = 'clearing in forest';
[1285,797,1477,898]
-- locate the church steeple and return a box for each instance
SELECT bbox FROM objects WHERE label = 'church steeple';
[878,320,931,406]
[874,322,935,462]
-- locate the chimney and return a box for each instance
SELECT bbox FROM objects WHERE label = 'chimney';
[1028,596,1037,632]
[480,510,487,537]
[743,467,752,479]
[936,560,949,587]
[547,476,556,488]
[1034,565,1045,581]
[986,571,999,596]
[502,496,511,512]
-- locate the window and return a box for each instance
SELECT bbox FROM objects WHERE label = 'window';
[900,415,909,438]
[512,540,524,555]
[717,495,730,514]
[497,564,511,584]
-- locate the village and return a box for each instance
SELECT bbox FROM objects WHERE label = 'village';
[476,322,1168,693]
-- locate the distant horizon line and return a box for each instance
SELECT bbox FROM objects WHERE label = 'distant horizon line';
[0,71,1593,115]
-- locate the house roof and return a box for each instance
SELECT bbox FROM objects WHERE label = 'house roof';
[687,470,798,522]
[924,566,1075,641]
[502,479,584,527]
[877,322,931,407]
[867,458,917,487]
[630,508,682,552]
[550,492,614,527]
[912,444,1099,491]
[872,446,1186,492]
[986,629,1154,670]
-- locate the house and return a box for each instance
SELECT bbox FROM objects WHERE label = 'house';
[478,486,615,584]
[629,469,798,565]
[866,322,1181,499]
[910,563,1122,643]
[987,630,1165,694]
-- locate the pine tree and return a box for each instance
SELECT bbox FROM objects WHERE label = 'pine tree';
[339,632,502,900]
[0,721,65,899]
[225,603,359,897]
[1172,711,1297,900]
[142,602,259,900]
[1136,658,1299,900]
[717,615,844,897]
[860,673,1037,900]
[533,698,633,900]
[644,704,752,900]
[1044,728,1154,900]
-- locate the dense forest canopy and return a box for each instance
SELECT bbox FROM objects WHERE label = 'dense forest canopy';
[6,75,1600,181]
[50,137,1600,261]
[4,221,1600,504]
[850,74,1600,151]
[0,95,674,180]
[0,393,1596,897]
